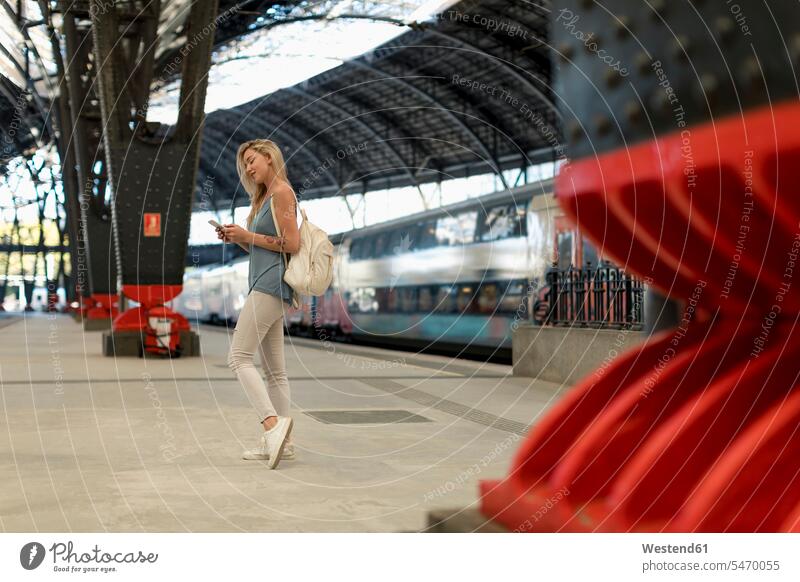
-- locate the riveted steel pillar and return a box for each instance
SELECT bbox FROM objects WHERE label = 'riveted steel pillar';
[90,0,217,357]
[62,9,120,328]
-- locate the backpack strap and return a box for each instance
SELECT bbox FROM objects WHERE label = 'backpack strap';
[269,189,301,308]
[268,194,290,270]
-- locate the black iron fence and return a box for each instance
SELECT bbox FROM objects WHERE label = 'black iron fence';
[542,264,645,329]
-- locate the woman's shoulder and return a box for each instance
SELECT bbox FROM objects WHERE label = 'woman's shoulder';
[272,181,296,202]
[271,182,297,217]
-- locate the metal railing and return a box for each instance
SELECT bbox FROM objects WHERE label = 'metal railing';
[543,263,645,329]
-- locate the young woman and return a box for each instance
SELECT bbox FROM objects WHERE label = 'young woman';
[220,139,300,469]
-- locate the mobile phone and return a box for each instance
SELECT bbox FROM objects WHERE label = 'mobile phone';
[208,219,223,230]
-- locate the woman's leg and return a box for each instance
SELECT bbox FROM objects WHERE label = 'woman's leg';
[227,291,284,426]
[259,307,292,440]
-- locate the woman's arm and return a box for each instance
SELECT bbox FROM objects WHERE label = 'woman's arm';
[221,224,285,253]
[220,186,300,254]
[250,232,288,253]
[250,186,300,254]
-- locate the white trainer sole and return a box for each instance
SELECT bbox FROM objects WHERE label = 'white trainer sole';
[267,417,294,470]
[242,448,295,461]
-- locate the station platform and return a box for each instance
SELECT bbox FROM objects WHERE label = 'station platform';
[0,312,567,532]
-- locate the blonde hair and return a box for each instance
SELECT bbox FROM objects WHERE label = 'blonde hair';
[236,139,290,229]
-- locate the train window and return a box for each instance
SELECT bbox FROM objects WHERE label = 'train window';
[375,288,386,311]
[375,287,398,312]
[476,282,499,314]
[349,238,363,260]
[397,286,418,312]
[415,220,438,250]
[360,235,375,260]
[350,287,377,313]
[388,287,399,312]
[406,225,420,252]
[499,279,529,316]
[418,286,434,312]
[388,227,417,256]
[392,224,419,253]
[434,284,457,313]
[478,202,527,242]
[456,284,478,314]
[435,211,478,246]
[372,233,390,258]
[387,229,403,255]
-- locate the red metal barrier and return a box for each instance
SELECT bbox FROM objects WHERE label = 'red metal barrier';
[479,100,800,532]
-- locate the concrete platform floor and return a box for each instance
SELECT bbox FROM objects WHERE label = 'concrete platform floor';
[0,312,567,532]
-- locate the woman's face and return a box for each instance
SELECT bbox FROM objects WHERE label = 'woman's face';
[243,148,271,185]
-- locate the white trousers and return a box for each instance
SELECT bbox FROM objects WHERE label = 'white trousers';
[227,290,291,423]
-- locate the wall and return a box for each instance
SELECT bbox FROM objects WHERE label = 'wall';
[512,323,645,385]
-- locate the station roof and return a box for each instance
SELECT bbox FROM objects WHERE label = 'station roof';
[198,0,558,207]
[0,0,284,165]
[0,1,559,203]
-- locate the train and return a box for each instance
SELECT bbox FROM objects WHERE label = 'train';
[171,178,603,362]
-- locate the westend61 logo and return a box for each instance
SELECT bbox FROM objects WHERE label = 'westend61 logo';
[19,541,158,573]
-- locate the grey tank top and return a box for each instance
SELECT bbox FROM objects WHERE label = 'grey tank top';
[247,196,294,305]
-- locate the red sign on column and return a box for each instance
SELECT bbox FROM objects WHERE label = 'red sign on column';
[144,213,161,237]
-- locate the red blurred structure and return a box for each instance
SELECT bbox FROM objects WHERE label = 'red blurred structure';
[86,293,120,321]
[480,101,800,532]
[112,284,191,356]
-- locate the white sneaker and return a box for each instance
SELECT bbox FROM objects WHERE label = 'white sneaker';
[241,417,293,469]
[242,441,295,461]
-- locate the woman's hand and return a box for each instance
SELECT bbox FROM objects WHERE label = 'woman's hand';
[220,224,251,245]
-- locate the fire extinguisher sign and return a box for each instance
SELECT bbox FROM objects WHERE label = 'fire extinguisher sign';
[144,212,161,237]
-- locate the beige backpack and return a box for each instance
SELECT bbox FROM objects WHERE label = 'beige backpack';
[270,193,334,308]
